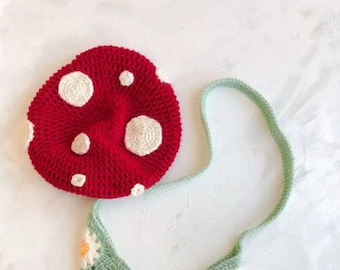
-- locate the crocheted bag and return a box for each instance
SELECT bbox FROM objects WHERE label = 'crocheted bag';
[27,46,293,270]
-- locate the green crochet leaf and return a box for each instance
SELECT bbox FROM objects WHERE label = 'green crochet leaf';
[84,78,294,270]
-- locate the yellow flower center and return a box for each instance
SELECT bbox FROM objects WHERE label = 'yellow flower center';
[80,239,90,257]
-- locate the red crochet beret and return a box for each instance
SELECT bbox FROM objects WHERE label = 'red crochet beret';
[27,46,182,199]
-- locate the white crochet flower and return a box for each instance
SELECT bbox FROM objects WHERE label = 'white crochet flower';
[80,228,101,269]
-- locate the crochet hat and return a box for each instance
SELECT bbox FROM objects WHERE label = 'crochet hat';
[27,46,182,199]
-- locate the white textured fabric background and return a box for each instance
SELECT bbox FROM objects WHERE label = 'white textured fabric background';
[1,1,340,269]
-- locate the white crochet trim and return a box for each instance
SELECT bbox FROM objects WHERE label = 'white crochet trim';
[58,71,94,107]
[26,120,34,147]
[131,183,145,196]
[71,133,90,155]
[119,70,134,86]
[124,115,162,156]
[80,228,101,268]
[156,69,170,83]
[71,174,86,187]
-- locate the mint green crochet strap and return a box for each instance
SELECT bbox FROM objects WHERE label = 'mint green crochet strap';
[87,200,130,270]
[85,78,294,270]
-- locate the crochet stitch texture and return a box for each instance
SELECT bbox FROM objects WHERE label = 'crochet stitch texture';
[27,46,182,199]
